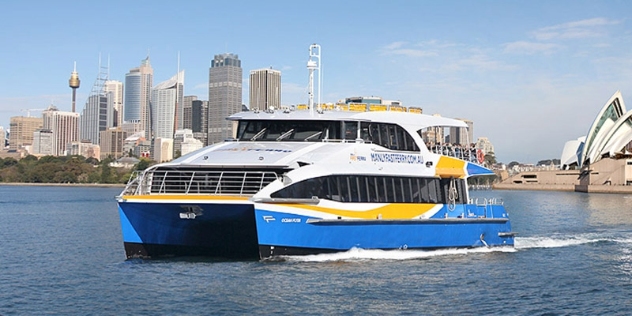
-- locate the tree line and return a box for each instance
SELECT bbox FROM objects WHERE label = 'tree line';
[0,155,154,184]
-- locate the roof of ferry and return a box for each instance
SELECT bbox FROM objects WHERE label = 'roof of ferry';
[228,109,467,128]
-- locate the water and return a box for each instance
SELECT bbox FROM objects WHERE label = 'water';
[1,186,631,315]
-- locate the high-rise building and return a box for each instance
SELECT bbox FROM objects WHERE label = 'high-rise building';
[9,116,43,151]
[80,94,113,145]
[42,105,80,156]
[99,127,127,160]
[449,118,474,146]
[191,100,208,145]
[249,68,281,111]
[105,80,124,127]
[151,71,184,140]
[124,57,153,139]
[208,53,242,144]
[182,95,197,130]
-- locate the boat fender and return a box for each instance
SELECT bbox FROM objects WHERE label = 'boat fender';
[476,149,485,164]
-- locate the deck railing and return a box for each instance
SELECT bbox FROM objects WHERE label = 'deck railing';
[121,169,280,196]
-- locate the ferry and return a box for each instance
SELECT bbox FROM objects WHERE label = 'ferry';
[116,107,515,259]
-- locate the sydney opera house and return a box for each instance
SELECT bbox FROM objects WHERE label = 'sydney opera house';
[501,91,632,192]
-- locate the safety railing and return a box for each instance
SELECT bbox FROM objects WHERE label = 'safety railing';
[121,169,280,196]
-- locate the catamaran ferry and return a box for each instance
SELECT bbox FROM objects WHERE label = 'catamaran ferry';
[116,107,515,259]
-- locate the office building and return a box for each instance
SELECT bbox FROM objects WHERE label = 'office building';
[208,53,242,144]
[151,71,184,140]
[124,57,153,139]
[105,80,124,127]
[80,94,113,145]
[100,127,127,160]
[42,105,80,156]
[182,95,197,130]
[249,68,281,111]
[32,129,53,155]
[191,100,208,145]
[9,116,43,151]
[449,119,474,146]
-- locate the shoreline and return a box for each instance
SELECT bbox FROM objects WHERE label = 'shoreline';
[0,182,125,188]
[493,183,632,194]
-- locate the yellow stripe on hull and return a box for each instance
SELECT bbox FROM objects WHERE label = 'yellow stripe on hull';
[266,203,440,220]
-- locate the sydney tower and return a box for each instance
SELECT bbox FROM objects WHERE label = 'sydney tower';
[69,62,80,112]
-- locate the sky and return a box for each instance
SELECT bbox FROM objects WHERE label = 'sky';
[1,0,632,164]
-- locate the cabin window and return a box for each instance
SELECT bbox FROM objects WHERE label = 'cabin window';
[236,120,341,141]
[271,175,465,204]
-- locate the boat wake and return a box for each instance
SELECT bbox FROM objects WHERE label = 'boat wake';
[280,246,516,263]
[279,233,632,263]
[515,233,632,250]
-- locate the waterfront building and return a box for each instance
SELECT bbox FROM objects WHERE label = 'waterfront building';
[124,57,153,140]
[9,116,43,151]
[191,100,208,145]
[42,106,80,156]
[208,53,242,145]
[151,71,184,140]
[105,80,124,127]
[249,68,281,111]
[182,95,197,130]
[32,129,53,155]
[100,127,127,160]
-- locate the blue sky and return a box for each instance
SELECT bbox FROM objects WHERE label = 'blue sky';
[1,0,632,163]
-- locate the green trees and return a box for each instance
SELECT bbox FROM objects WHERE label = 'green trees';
[0,155,136,184]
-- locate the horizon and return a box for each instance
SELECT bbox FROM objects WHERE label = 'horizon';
[2,1,632,164]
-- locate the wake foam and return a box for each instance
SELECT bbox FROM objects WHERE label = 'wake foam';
[280,246,515,263]
[514,233,632,249]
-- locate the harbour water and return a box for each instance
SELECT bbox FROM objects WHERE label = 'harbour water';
[0,185,631,315]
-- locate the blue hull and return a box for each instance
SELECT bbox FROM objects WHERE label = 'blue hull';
[255,207,514,257]
[118,201,513,259]
[118,201,259,259]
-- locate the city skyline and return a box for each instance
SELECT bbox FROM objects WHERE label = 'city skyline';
[2,1,632,163]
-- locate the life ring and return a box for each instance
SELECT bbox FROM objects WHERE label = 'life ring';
[476,149,485,164]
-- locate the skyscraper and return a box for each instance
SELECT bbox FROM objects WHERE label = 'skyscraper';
[182,95,197,130]
[124,57,153,139]
[191,100,208,145]
[80,94,113,145]
[449,118,474,146]
[80,61,113,145]
[105,80,124,127]
[249,68,281,111]
[151,71,184,140]
[42,105,80,156]
[208,53,242,145]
